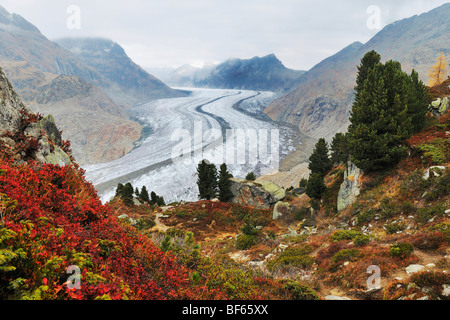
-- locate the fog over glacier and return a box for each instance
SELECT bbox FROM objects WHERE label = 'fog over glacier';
[84,88,301,204]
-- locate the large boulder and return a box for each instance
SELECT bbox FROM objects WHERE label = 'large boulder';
[337,161,362,212]
[230,178,285,209]
[429,97,449,115]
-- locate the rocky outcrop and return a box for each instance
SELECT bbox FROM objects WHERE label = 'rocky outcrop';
[429,97,449,115]
[0,66,71,166]
[337,161,362,212]
[230,178,286,209]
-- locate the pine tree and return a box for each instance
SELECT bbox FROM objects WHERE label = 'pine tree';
[330,133,349,165]
[428,52,448,87]
[135,187,140,198]
[197,160,218,200]
[306,173,326,199]
[206,163,218,200]
[218,163,234,202]
[245,172,256,181]
[308,138,332,177]
[140,186,150,203]
[122,183,134,206]
[150,191,158,205]
[407,69,429,133]
[347,52,418,172]
[115,183,124,198]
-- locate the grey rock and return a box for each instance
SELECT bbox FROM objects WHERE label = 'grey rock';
[337,161,362,212]
[405,264,425,274]
[272,201,291,220]
[230,178,285,209]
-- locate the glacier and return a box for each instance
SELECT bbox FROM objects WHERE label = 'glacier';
[83,88,302,204]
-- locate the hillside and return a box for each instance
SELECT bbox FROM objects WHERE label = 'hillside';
[156,54,306,92]
[265,3,450,140]
[56,37,189,105]
[137,82,449,300]
[0,68,318,300]
[1,51,449,300]
[0,6,190,165]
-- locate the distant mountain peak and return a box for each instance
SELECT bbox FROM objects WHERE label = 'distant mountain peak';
[0,5,40,33]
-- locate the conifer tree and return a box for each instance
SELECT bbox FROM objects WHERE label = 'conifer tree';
[218,163,234,202]
[347,52,425,172]
[428,52,448,87]
[407,69,429,133]
[308,138,332,177]
[140,186,150,203]
[115,183,124,198]
[197,160,218,200]
[245,172,256,181]
[150,191,158,205]
[330,133,349,165]
[306,173,326,199]
[122,183,134,206]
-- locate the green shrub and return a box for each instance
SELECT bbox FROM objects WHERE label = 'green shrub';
[425,169,450,201]
[416,205,446,224]
[135,216,156,230]
[236,234,256,250]
[356,209,376,225]
[385,222,406,235]
[401,201,415,214]
[293,207,310,221]
[282,281,320,300]
[390,242,414,258]
[417,139,450,165]
[267,246,314,271]
[331,230,362,242]
[379,198,400,219]
[331,249,361,263]
[241,222,258,236]
[354,234,371,247]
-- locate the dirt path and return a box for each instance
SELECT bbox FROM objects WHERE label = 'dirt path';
[152,206,173,232]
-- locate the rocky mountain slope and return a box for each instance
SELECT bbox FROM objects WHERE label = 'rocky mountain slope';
[0,5,182,164]
[155,54,305,92]
[265,3,450,140]
[30,75,143,164]
[0,66,71,166]
[56,37,188,105]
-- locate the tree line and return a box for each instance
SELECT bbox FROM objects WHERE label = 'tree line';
[304,50,430,202]
[115,182,165,207]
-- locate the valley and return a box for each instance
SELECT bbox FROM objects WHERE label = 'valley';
[84,88,306,204]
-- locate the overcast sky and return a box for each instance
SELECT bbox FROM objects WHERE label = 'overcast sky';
[1,0,449,70]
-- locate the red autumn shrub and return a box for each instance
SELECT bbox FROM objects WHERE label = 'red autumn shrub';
[0,158,228,300]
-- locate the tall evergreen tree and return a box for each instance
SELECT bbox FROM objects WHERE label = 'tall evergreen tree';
[218,163,234,202]
[347,52,423,172]
[306,173,326,199]
[308,138,332,177]
[140,186,150,203]
[122,183,134,206]
[407,69,429,133]
[197,160,218,200]
[115,183,124,198]
[330,133,349,165]
[150,191,158,205]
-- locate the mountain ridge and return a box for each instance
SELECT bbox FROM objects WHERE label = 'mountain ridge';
[155,54,306,92]
[264,3,450,140]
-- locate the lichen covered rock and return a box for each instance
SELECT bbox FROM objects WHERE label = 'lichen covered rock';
[230,178,285,209]
[337,161,362,212]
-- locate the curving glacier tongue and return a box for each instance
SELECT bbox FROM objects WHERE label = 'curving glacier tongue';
[83,88,300,204]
